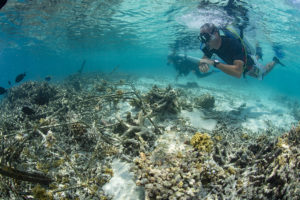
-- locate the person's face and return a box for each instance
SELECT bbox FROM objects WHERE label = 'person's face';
[199,29,218,50]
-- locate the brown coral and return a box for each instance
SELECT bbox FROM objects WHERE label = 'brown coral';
[190,132,214,153]
[194,93,215,109]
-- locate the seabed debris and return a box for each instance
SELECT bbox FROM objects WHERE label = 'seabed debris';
[0,72,299,200]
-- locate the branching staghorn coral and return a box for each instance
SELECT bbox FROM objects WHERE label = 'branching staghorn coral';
[0,78,123,199]
[115,111,156,156]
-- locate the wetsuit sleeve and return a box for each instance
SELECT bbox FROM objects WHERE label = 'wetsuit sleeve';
[202,47,213,58]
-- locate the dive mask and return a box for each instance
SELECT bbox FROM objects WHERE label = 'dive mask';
[198,32,211,44]
[199,32,215,50]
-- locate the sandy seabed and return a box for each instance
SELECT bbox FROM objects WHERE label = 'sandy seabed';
[0,72,299,200]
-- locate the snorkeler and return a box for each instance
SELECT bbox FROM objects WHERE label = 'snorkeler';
[198,23,284,79]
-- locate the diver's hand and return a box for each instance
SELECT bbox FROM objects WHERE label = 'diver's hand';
[198,63,210,73]
[199,59,213,73]
[199,58,214,65]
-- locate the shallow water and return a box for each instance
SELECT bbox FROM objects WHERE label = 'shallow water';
[0,0,300,97]
[0,1,299,199]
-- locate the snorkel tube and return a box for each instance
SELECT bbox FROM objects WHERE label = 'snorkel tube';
[200,42,204,50]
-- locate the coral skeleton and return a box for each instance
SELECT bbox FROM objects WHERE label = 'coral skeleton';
[0,73,298,200]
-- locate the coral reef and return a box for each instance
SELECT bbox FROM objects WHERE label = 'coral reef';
[32,184,54,200]
[190,132,213,153]
[132,121,300,199]
[0,76,129,199]
[131,85,181,116]
[194,93,215,109]
[242,124,300,199]
[114,111,158,156]
[0,73,298,200]
[7,81,58,106]
[133,140,226,199]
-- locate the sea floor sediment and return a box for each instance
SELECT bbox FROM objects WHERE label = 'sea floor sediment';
[0,72,299,200]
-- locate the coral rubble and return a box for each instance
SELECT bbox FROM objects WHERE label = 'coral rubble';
[194,93,215,109]
[130,85,181,116]
[132,122,300,200]
[0,73,299,200]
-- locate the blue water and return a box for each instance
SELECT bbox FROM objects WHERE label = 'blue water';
[1,0,300,98]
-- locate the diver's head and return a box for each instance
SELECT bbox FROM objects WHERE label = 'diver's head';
[199,23,220,50]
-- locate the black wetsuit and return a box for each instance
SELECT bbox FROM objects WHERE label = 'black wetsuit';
[202,36,254,69]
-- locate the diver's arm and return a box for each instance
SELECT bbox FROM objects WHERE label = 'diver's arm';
[202,55,209,59]
[215,60,244,78]
[199,59,244,78]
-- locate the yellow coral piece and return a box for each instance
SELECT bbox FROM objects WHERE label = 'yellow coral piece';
[49,183,58,190]
[214,135,222,141]
[296,123,300,133]
[15,133,24,141]
[104,167,114,176]
[276,138,289,150]
[140,152,147,161]
[176,151,184,158]
[195,162,202,171]
[227,166,236,175]
[100,196,109,200]
[241,133,249,140]
[276,154,287,166]
[190,132,213,153]
[178,181,183,188]
[53,158,65,168]
[36,162,50,173]
[39,118,45,124]
[32,184,54,200]
[236,179,243,190]
[116,90,123,96]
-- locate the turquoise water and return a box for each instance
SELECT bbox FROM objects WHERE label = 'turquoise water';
[0,1,299,199]
[1,0,300,98]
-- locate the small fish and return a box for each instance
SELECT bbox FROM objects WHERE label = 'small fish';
[0,0,7,10]
[0,86,7,95]
[22,106,35,115]
[8,81,11,86]
[45,76,51,81]
[15,73,26,83]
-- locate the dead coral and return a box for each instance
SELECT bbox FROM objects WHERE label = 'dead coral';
[133,146,227,199]
[32,184,54,200]
[0,79,119,199]
[257,125,299,199]
[214,122,300,200]
[194,93,215,109]
[6,81,58,106]
[1,73,298,200]
[115,111,157,156]
[133,120,299,200]
[70,122,88,140]
[131,85,181,116]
